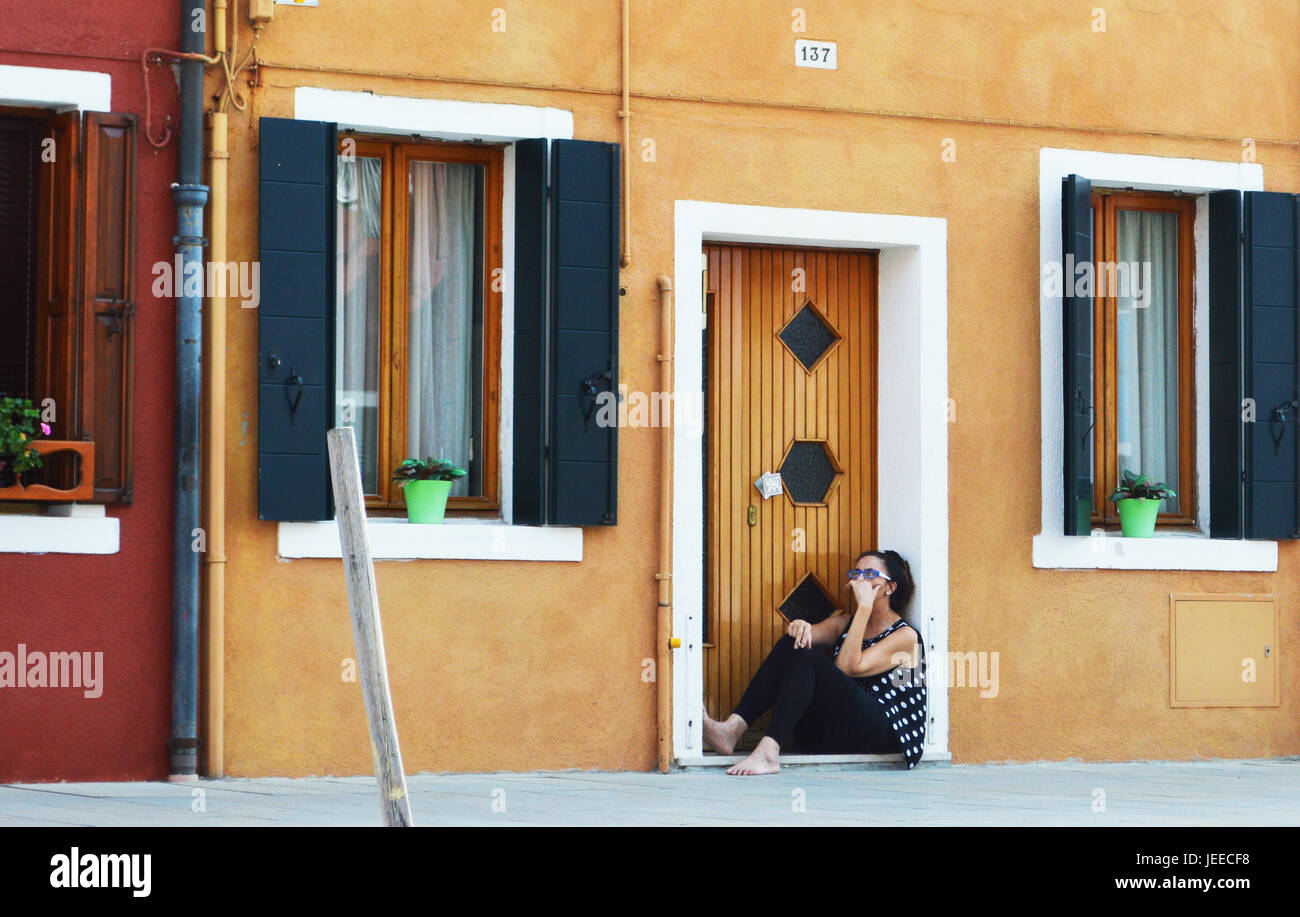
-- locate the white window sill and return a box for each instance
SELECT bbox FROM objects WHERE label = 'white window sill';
[278,518,582,561]
[1032,533,1277,571]
[0,505,119,555]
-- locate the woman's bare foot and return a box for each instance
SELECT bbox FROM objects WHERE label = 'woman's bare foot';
[702,710,746,756]
[726,736,781,775]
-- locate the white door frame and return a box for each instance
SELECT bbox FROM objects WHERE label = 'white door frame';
[670,200,950,763]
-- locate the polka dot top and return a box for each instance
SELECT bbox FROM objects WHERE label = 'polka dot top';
[833,617,928,769]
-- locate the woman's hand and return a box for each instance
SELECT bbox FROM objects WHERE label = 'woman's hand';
[787,618,814,648]
[847,578,883,612]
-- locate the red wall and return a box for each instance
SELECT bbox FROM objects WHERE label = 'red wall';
[0,0,180,781]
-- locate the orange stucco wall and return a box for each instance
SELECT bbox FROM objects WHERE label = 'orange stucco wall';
[213,1,1300,775]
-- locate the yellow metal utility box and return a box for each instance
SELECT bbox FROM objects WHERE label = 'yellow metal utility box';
[1169,594,1279,708]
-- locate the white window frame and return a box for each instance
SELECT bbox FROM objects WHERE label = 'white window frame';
[1034,147,1276,571]
[0,66,118,554]
[671,200,951,765]
[0,64,110,111]
[279,87,581,561]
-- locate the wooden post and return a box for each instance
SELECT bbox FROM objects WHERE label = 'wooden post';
[327,426,414,827]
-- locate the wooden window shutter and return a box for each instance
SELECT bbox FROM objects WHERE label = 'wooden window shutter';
[1243,192,1300,538]
[35,112,80,446]
[257,117,336,521]
[548,139,619,526]
[511,138,620,526]
[1061,174,1093,535]
[511,138,549,525]
[1209,191,1300,539]
[78,112,136,502]
[1208,190,1245,537]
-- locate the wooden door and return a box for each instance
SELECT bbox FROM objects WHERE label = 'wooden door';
[703,243,877,744]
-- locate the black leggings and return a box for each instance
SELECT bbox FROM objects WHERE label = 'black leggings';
[731,634,899,754]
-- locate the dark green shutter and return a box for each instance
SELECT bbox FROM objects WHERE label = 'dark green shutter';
[512,138,549,525]
[257,117,336,521]
[1209,191,1300,539]
[511,138,620,526]
[549,139,619,525]
[1244,192,1300,538]
[1061,174,1093,535]
[1209,190,1245,537]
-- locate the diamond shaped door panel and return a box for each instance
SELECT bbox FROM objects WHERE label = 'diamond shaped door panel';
[779,573,839,625]
[778,300,841,372]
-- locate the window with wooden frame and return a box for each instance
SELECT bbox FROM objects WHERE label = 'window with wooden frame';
[1090,189,1196,527]
[334,135,502,513]
[0,106,134,503]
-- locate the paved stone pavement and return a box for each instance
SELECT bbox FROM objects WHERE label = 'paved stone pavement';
[1,758,1296,826]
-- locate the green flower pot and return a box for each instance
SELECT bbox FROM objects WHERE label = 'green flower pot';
[1116,497,1162,537]
[403,479,452,524]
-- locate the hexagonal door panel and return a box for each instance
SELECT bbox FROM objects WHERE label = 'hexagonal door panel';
[779,439,843,506]
[778,299,841,372]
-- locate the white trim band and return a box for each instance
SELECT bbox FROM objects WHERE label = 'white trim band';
[278,518,582,561]
[1032,534,1277,571]
[0,507,119,555]
[677,750,953,768]
[294,87,574,142]
[0,64,111,111]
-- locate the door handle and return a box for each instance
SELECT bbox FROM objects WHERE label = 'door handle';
[285,366,304,425]
[746,505,757,526]
[580,368,614,432]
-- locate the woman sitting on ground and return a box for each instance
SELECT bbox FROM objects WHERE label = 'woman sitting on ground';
[702,549,927,775]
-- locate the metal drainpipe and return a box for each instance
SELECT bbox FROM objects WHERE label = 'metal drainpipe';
[169,0,209,781]
[655,275,675,772]
[618,0,631,269]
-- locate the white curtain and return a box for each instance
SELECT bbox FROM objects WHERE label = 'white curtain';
[335,156,383,493]
[1114,209,1180,512]
[406,160,477,497]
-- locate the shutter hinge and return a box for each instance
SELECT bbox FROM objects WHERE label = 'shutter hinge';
[95,299,134,339]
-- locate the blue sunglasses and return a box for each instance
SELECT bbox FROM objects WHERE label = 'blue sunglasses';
[846,568,892,582]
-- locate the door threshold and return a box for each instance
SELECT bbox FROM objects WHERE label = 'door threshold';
[676,750,951,769]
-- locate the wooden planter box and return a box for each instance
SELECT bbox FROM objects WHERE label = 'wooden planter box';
[0,440,95,502]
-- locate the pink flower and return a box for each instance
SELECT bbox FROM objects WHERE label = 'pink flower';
[40,422,51,436]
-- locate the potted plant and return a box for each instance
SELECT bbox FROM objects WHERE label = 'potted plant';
[0,397,49,489]
[391,457,467,524]
[1107,469,1176,538]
